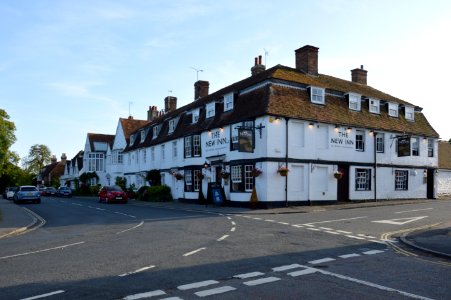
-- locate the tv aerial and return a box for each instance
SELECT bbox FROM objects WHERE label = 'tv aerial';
[190,67,204,81]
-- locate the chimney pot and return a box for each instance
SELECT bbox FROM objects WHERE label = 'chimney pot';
[164,96,177,113]
[258,55,262,65]
[194,80,209,100]
[295,45,319,76]
[351,66,368,85]
[251,54,266,76]
[254,57,258,66]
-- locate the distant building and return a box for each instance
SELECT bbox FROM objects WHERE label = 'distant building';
[437,141,451,197]
[60,151,84,189]
[39,154,67,186]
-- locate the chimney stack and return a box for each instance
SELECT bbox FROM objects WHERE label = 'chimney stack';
[164,96,177,113]
[295,45,319,76]
[251,55,266,76]
[51,155,57,164]
[194,80,209,100]
[147,106,159,121]
[351,65,367,85]
[61,153,67,164]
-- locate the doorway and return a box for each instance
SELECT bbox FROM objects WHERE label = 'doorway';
[214,166,222,183]
[427,169,435,199]
[337,165,350,202]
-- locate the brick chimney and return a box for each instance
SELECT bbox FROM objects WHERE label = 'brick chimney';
[251,55,266,76]
[194,80,209,100]
[61,153,67,164]
[164,96,177,113]
[51,155,57,164]
[295,45,319,76]
[147,106,159,121]
[351,65,367,85]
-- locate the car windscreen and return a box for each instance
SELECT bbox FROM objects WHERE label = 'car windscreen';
[107,186,123,192]
[21,187,37,192]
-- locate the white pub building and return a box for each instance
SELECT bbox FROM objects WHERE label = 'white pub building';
[114,45,439,207]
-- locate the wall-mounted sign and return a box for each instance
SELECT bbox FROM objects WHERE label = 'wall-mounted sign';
[205,129,229,155]
[397,136,411,157]
[330,130,355,149]
[238,128,254,153]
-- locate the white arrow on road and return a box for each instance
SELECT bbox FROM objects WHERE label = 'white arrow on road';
[372,216,427,225]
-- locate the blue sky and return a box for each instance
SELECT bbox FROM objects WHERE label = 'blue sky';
[1,0,450,162]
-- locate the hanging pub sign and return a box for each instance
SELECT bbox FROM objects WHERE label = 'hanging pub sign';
[397,136,411,157]
[238,128,254,153]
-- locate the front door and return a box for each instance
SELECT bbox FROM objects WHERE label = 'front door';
[337,165,350,202]
[427,169,435,199]
[214,166,222,183]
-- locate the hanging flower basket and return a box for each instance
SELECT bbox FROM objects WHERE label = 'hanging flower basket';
[277,167,289,177]
[334,171,343,179]
[174,173,184,180]
[220,171,230,179]
[251,168,263,177]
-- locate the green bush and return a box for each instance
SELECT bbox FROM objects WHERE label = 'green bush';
[90,185,100,195]
[141,185,172,202]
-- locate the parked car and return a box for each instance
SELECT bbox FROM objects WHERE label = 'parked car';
[6,187,17,200]
[39,187,47,196]
[13,186,41,204]
[45,187,57,196]
[98,185,128,204]
[56,186,72,197]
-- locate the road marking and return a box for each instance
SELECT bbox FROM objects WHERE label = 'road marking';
[277,222,290,225]
[395,208,433,214]
[253,217,262,220]
[369,240,387,245]
[178,280,219,290]
[243,276,281,286]
[363,250,385,255]
[231,227,236,232]
[123,290,166,300]
[346,235,366,240]
[183,247,206,257]
[21,290,65,300]
[339,253,361,259]
[272,264,303,272]
[160,297,183,300]
[116,221,144,235]
[233,271,264,279]
[231,221,236,226]
[324,231,340,235]
[372,216,428,225]
[307,228,321,231]
[291,224,303,228]
[227,216,232,220]
[96,207,106,211]
[357,234,376,239]
[288,268,317,277]
[265,219,276,222]
[195,286,236,297]
[308,258,335,264]
[0,242,85,260]
[299,264,433,300]
[336,230,352,234]
[217,235,229,241]
[303,216,367,226]
[119,265,155,277]
[72,203,83,206]
[115,212,137,218]
[319,227,333,230]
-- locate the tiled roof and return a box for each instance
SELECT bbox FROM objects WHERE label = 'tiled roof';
[439,141,451,170]
[124,64,438,152]
[120,118,149,141]
[87,133,114,151]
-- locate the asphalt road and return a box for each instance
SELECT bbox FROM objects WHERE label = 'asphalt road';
[0,197,450,300]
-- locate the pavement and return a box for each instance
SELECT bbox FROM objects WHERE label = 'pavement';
[1,197,450,259]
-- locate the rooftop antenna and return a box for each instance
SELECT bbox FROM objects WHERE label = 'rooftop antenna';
[263,48,269,66]
[190,67,204,81]
[128,101,133,117]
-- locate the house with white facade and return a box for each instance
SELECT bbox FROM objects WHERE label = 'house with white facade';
[118,45,439,207]
[82,133,115,186]
[60,151,84,189]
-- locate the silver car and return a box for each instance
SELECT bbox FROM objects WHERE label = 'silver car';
[14,186,41,204]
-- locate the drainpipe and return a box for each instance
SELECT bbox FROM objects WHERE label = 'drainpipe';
[373,132,377,201]
[285,117,289,207]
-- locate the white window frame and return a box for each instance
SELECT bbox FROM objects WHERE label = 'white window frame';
[184,136,192,158]
[206,102,215,118]
[395,170,408,190]
[355,168,371,191]
[411,137,420,156]
[376,133,384,153]
[348,93,361,111]
[244,165,254,192]
[192,109,200,123]
[172,141,177,158]
[355,130,365,151]
[224,92,234,111]
[405,106,414,121]
[369,98,380,114]
[185,172,192,186]
[388,103,399,117]
[168,118,177,134]
[130,135,135,146]
[231,165,242,183]
[140,130,146,143]
[153,125,160,139]
[193,170,201,191]
[428,139,434,157]
[310,87,325,104]
[88,153,105,172]
[193,135,201,157]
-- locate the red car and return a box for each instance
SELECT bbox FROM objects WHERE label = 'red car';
[98,186,128,204]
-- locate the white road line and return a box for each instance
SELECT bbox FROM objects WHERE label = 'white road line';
[178,280,219,290]
[336,230,353,234]
[233,271,265,279]
[272,264,303,272]
[227,216,232,220]
[339,253,361,259]
[195,286,236,297]
[300,265,434,300]
[324,231,340,235]
[357,234,376,239]
[160,297,183,300]
[217,235,229,241]
[116,221,144,235]
[21,290,65,300]
[1,242,85,260]
[304,224,314,227]
[183,247,206,257]
[253,217,262,220]
[231,221,236,225]
[277,222,290,225]
[231,227,236,232]
[243,276,281,286]
[288,268,317,277]
[265,219,276,222]
[291,224,303,228]
[346,235,366,240]
[123,290,166,300]
[114,212,137,218]
[370,240,387,245]
[307,228,321,231]
[363,250,385,255]
[119,265,155,277]
[308,258,336,264]
[96,208,106,211]
[303,216,367,226]
[395,208,433,214]
[72,203,83,206]
[319,227,333,230]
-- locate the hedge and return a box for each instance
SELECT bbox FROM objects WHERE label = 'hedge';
[140,185,172,202]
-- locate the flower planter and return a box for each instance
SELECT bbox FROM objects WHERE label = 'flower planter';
[334,173,343,179]
[174,174,183,180]
[278,170,289,177]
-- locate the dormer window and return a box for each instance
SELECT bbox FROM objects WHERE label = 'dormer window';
[310,87,325,104]
[369,98,380,114]
[140,129,147,143]
[168,118,178,134]
[153,125,161,139]
[388,102,399,117]
[348,93,361,111]
[224,92,234,111]
[405,106,414,121]
[192,108,200,123]
[206,102,215,118]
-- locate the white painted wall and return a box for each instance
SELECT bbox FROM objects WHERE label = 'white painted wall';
[437,169,451,197]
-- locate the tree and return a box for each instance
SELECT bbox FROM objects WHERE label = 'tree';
[23,144,52,175]
[0,109,16,176]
